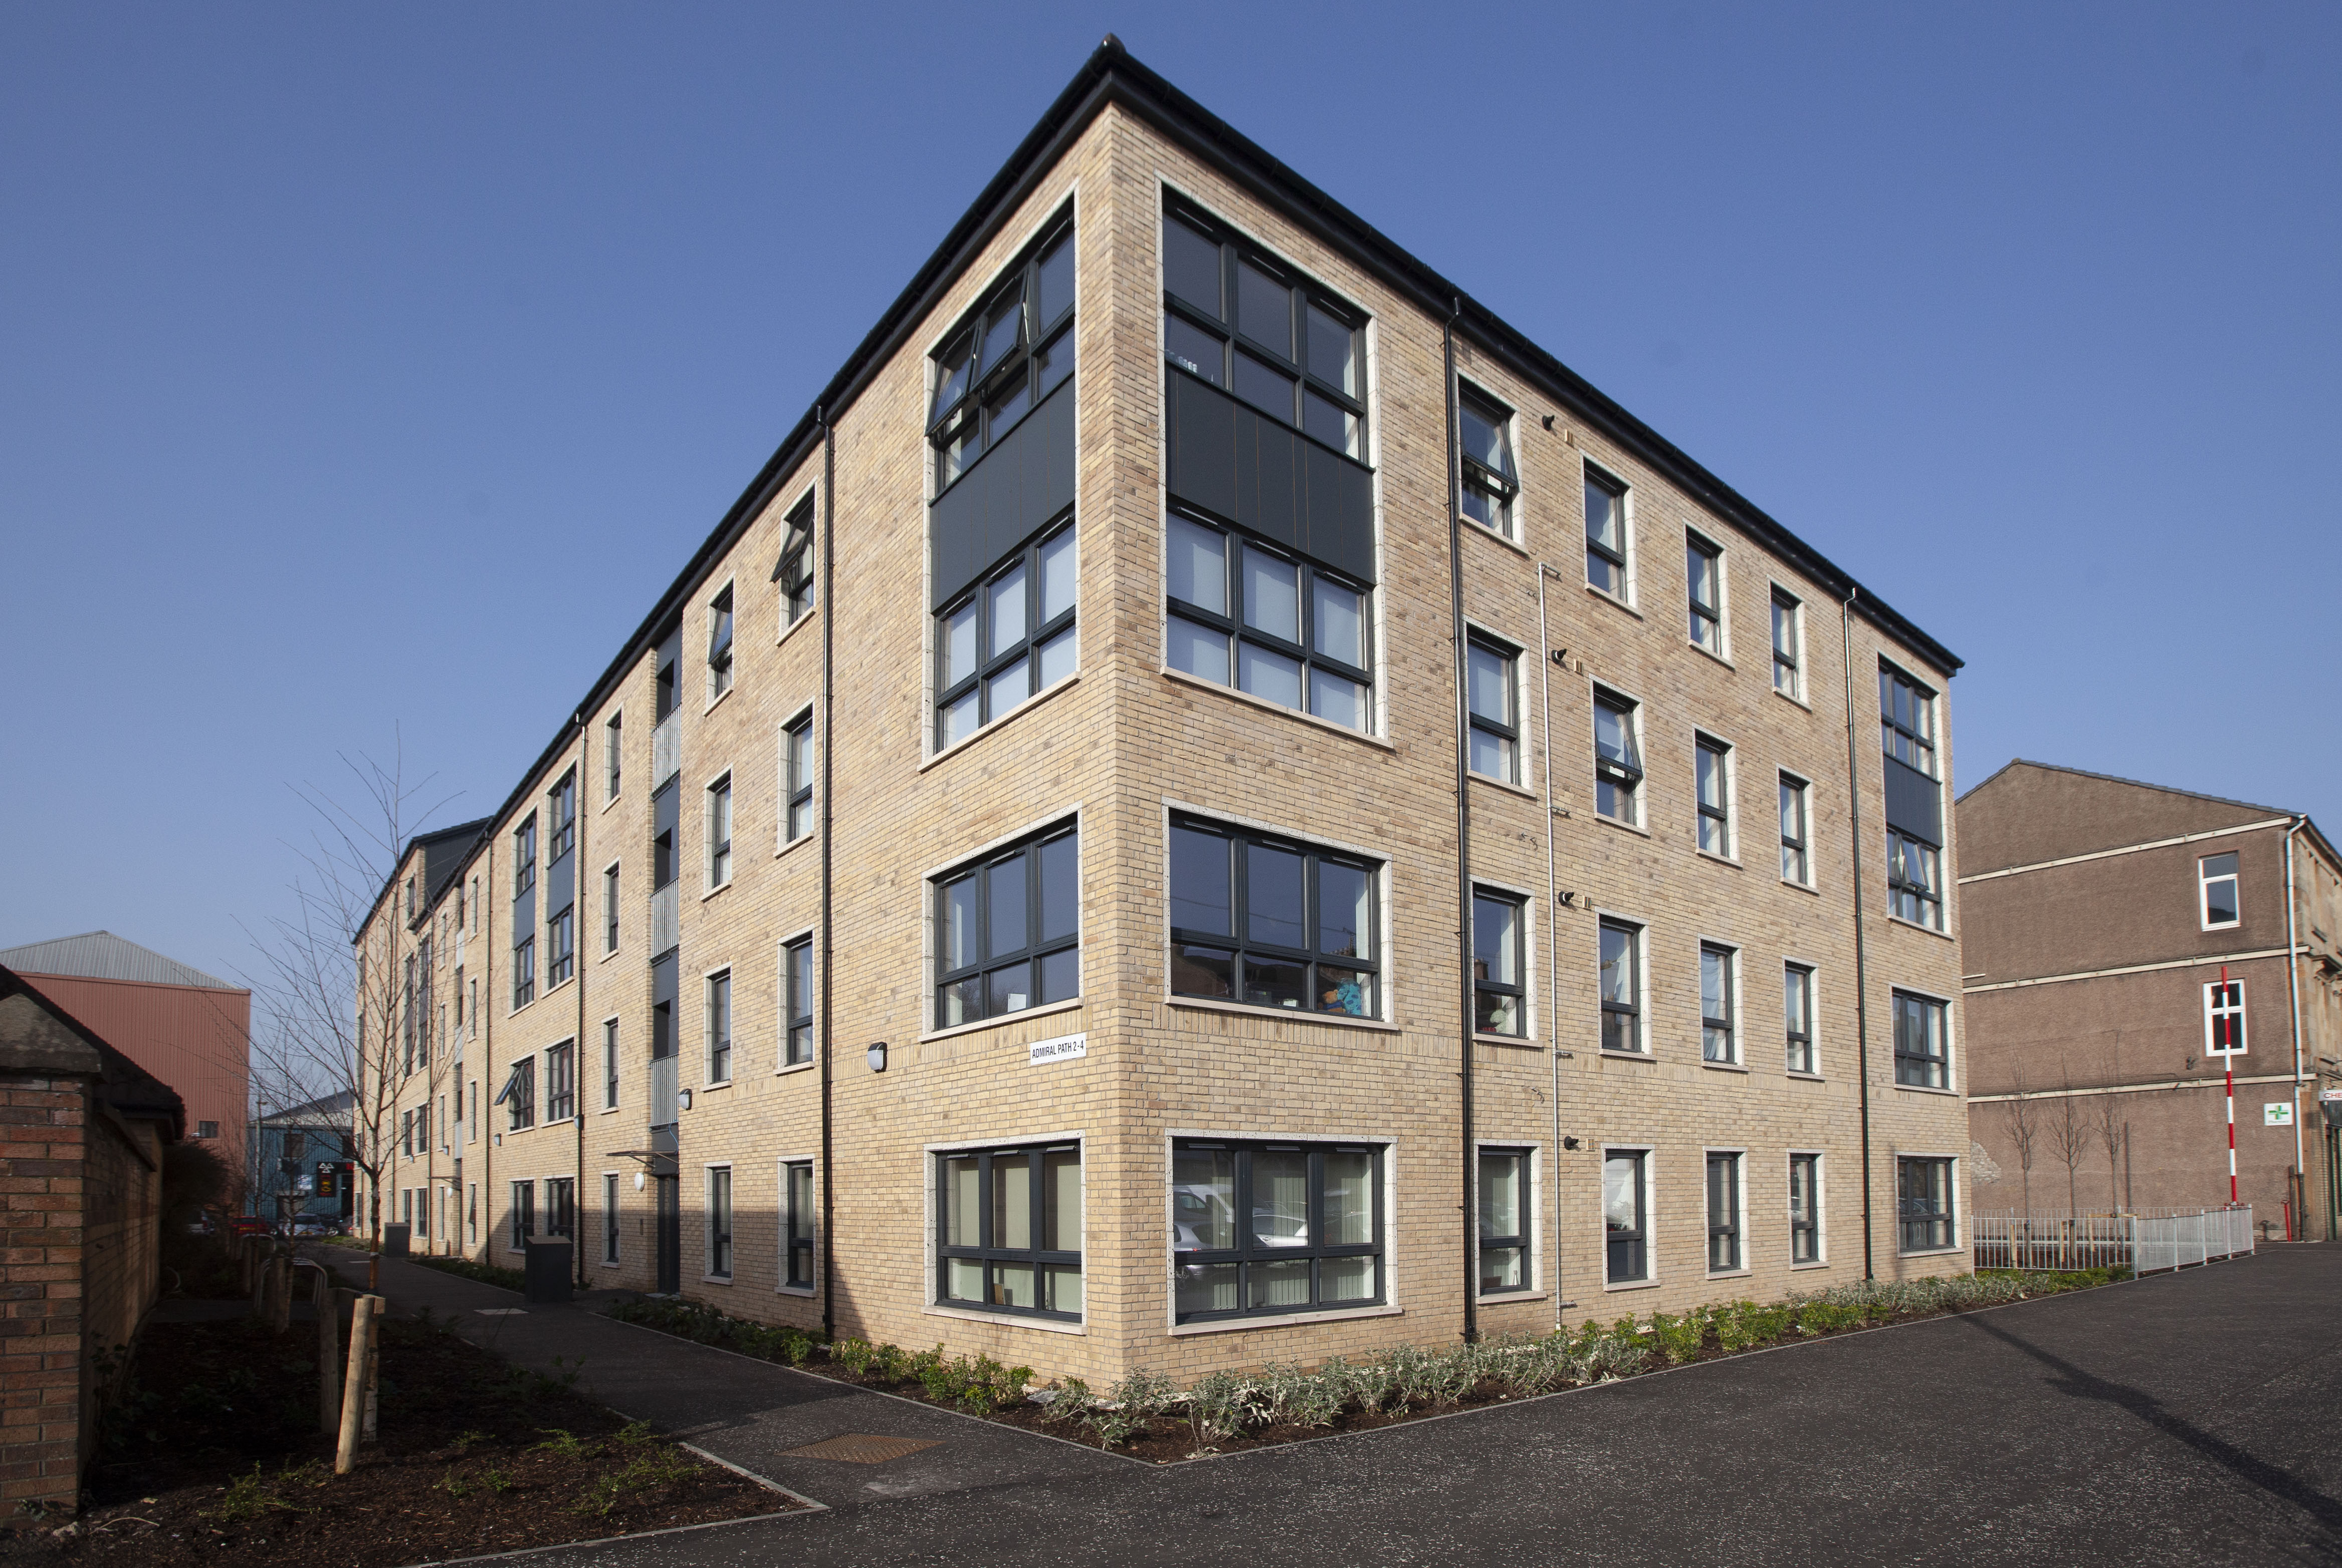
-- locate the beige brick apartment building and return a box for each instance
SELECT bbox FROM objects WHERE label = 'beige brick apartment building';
[354,39,1971,1383]
[1960,761,2342,1239]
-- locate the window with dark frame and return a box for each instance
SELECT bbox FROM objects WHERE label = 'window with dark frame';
[935,822,1080,1028]
[1896,1157,1954,1252]
[1599,919,1642,1053]
[1706,1152,1743,1272]
[1780,774,1811,884]
[512,815,537,1007]
[784,713,814,842]
[497,1058,536,1132]
[1785,963,1816,1074]
[1880,665,1938,777]
[1604,1149,1648,1283]
[1771,589,1802,697]
[1893,991,1949,1088]
[1473,889,1526,1037]
[1701,944,1737,1064]
[603,1173,620,1264]
[932,217,1074,493]
[1466,635,1519,782]
[706,970,732,1082]
[605,713,622,801]
[1695,736,1732,856]
[1169,816,1379,1019]
[546,906,574,989]
[784,937,814,1066]
[784,1159,815,1290]
[1165,511,1373,733]
[1161,203,1365,460]
[707,586,734,701]
[545,1040,574,1122]
[549,774,576,864]
[1686,533,1723,654]
[510,1180,534,1251]
[2200,851,2240,928]
[602,1019,619,1110]
[604,864,619,954]
[1172,1139,1381,1323]
[1478,1147,1530,1294]
[1594,690,1642,823]
[2206,978,2248,1055]
[1458,384,1519,537]
[773,494,815,628]
[707,776,733,888]
[936,521,1077,749]
[1789,1153,1820,1263]
[707,1167,733,1278]
[938,1143,1082,1319]
[545,1177,575,1240]
[1887,828,1945,929]
[1585,467,1628,596]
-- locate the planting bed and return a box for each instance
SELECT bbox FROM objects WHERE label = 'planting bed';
[611,1268,2127,1461]
[1,1312,800,1568]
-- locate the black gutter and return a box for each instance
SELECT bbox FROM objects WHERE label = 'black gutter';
[1444,305,1477,1346]
[817,410,837,1343]
[1841,589,1876,1280]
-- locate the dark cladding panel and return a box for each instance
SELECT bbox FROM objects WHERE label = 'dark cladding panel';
[1167,371,1374,585]
[1166,370,1237,522]
[929,381,1076,610]
[546,851,574,919]
[1883,755,1944,846]
[1301,441,1376,583]
[1241,406,1300,553]
[512,885,535,948]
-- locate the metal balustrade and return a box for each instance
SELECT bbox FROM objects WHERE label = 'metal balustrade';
[1972,1207,2254,1273]
[652,713,680,790]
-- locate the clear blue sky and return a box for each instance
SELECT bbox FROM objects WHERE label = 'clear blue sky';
[3,3,2335,988]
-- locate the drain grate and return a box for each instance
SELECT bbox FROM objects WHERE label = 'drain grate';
[779,1434,941,1465]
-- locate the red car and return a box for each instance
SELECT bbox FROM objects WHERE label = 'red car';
[226,1216,272,1238]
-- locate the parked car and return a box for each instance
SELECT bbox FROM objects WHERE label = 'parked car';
[226,1216,271,1238]
[291,1214,342,1238]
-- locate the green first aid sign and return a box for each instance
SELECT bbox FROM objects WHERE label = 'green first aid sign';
[2264,1102,2294,1127]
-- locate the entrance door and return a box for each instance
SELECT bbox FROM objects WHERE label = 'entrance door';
[655,1175,681,1294]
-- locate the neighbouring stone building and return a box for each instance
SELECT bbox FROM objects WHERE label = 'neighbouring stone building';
[1959,760,2341,1238]
[0,966,185,1512]
[356,38,1971,1385]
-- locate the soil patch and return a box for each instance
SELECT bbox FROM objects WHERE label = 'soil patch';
[1,1313,802,1568]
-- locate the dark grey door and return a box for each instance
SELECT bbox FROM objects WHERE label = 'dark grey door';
[655,1175,681,1294]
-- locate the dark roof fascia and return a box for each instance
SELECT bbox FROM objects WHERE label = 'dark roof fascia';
[354,816,493,947]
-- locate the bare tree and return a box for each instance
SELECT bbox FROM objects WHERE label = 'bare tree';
[2003,1057,2039,1218]
[2048,1058,2091,1220]
[238,741,459,1282]
[2095,1028,2127,1213]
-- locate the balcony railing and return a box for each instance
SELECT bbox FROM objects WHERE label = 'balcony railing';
[652,712,680,791]
[649,880,679,957]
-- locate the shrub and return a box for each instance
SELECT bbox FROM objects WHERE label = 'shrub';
[1184,1370,1267,1449]
[1083,1368,1176,1448]
[1260,1362,1346,1428]
[1649,1310,1706,1365]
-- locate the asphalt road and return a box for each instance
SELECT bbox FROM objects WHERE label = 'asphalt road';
[406,1246,2342,1567]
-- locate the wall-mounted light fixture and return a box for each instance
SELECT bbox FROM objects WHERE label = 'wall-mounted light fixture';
[678,1088,693,1111]
[868,1041,889,1073]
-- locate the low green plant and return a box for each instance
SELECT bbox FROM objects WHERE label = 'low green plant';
[436,1468,472,1498]
[450,1428,491,1454]
[480,1467,513,1495]
[203,1464,295,1525]
[533,1428,593,1459]
[1083,1367,1176,1448]
[1649,1310,1706,1365]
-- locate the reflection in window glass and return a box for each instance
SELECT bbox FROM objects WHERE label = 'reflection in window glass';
[1169,816,1379,1019]
[1174,1140,1381,1322]
[934,826,1079,1028]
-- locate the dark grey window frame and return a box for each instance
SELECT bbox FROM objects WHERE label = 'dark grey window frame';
[935,517,1077,749]
[1466,632,1519,783]
[1686,531,1724,654]
[1599,918,1643,1054]
[707,1166,733,1278]
[1896,1156,1955,1252]
[1477,1145,1531,1295]
[1457,382,1520,537]
[497,1057,536,1132]
[1695,735,1732,856]
[602,1171,620,1265]
[603,863,619,954]
[512,936,535,1009]
[707,774,733,888]
[1604,1147,1649,1283]
[1472,887,1527,1038]
[1788,1152,1820,1263]
[937,1143,1083,1321]
[706,969,732,1083]
[1164,509,1374,732]
[707,583,735,700]
[1701,943,1737,1064]
[602,1018,619,1111]
[545,1176,575,1241]
[545,1039,574,1123]
[1706,1151,1743,1272]
[605,712,622,802]
[771,492,815,627]
[1161,201,1367,462]
[510,1180,534,1251]
[546,906,574,989]
[1880,663,1938,778]
[785,711,814,842]
[1785,962,1816,1074]
[933,820,1081,1029]
[548,774,576,864]
[784,1158,815,1289]
[1780,773,1810,884]
[1594,688,1643,824]
[930,213,1075,494]
[784,936,814,1066]
[1893,990,1949,1089]
[1171,1138,1384,1325]
[1887,827,1944,929]
[1585,466,1629,597]
[1168,815,1381,1020]
[1771,588,1802,696]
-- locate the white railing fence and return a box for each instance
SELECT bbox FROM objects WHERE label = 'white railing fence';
[1972,1207,2254,1273]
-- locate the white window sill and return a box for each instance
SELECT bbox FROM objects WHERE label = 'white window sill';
[600,791,622,814]
[702,878,733,904]
[921,671,1083,772]
[1476,1031,1541,1048]
[1598,1048,1655,1062]
[1790,1260,1832,1271]
[1706,1268,1753,1281]
[776,830,815,861]
[598,944,622,965]
[598,1105,620,1114]
[1157,665,1396,750]
[1773,687,1812,714]
[1786,1070,1826,1083]
[1783,876,1820,897]
[1169,1301,1400,1336]
[1463,519,1532,559]
[1899,1247,1964,1259]
[1602,1278,1660,1293]
[775,1059,817,1077]
[775,607,815,650]
[1701,1060,1749,1074]
[920,995,1083,1045]
[1476,1289,1550,1305]
[600,1258,623,1269]
[702,1274,734,1286]
[1168,994,1401,1034]
[1886,914,1957,943]
[924,1303,1086,1334]
[701,1080,734,1093]
[1696,849,1742,870]
[704,686,734,719]
[1595,812,1650,838]
[1688,641,1734,672]
[1895,1083,1961,1097]
[1470,771,1538,801]
[1584,584,1641,619]
[778,1284,817,1298]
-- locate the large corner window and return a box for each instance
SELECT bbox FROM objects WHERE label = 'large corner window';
[931,218,1074,492]
[937,522,1076,749]
[1173,1139,1382,1323]
[934,822,1079,1028]
[1166,512,1372,733]
[1880,661,1946,929]
[1594,690,1643,824]
[1466,634,1519,782]
[511,814,537,1008]
[1161,204,1364,460]
[1881,665,1938,776]
[938,1143,1081,1319]
[1893,991,1950,1088]
[1473,888,1526,1037]
[1458,384,1519,537]
[1585,466,1629,597]
[1169,816,1379,1018]
[773,493,815,628]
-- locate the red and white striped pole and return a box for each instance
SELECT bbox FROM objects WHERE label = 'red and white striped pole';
[2222,963,2238,1205]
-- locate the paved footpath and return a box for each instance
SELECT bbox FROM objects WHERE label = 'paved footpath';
[348,1247,2342,1567]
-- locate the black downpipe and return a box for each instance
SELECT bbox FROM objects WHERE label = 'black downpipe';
[1445,306,1477,1344]
[1840,589,1876,1279]
[572,727,588,1288]
[817,409,837,1342]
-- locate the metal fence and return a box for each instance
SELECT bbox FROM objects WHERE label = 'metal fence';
[1972,1207,2254,1273]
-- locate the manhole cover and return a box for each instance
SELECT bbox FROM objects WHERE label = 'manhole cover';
[780,1434,941,1464]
